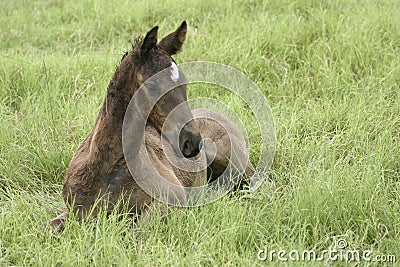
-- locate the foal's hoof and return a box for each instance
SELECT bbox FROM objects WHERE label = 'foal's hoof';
[46,211,69,232]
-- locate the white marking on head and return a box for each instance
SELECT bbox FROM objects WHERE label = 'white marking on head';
[170,62,179,82]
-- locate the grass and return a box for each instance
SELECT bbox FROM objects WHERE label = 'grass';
[1,0,399,265]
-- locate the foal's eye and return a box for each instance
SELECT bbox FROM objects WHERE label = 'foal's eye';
[145,82,158,93]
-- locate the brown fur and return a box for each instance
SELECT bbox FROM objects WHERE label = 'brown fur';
[193,109,257,185]
[48,22,255,231]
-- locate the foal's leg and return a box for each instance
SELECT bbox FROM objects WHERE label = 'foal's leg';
[135,159,188,227]
[47,204,92,232]
[48,211,69,232]
[243,161,261,191]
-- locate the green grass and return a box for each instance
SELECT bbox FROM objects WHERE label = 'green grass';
[1,0,399,265]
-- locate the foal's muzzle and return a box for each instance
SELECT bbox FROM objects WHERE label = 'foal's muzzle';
[179,129,201,158]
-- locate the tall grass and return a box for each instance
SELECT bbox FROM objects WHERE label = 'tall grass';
[1,0,399,265]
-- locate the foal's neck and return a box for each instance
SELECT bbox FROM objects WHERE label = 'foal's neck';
[89,57,137,164]
[102,60,136,119]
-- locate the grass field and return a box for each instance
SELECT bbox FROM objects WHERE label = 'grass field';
[1,0,399,266]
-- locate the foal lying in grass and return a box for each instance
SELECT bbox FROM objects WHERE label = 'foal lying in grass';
[49,21,256,231]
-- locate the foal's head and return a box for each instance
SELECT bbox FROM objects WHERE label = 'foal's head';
[124,21,200,158]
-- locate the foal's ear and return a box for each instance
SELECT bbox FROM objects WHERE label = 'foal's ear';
[140,26,159,57]
[158,21,187,55]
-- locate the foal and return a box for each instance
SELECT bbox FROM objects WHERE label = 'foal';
[49,21,256,231]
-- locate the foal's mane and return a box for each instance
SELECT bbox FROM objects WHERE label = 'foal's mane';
[121,36,143,62]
